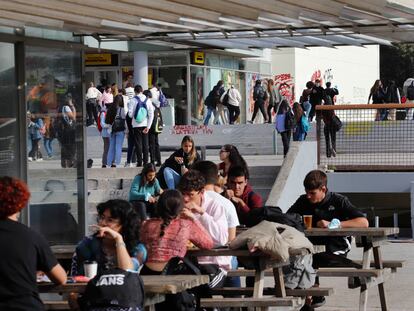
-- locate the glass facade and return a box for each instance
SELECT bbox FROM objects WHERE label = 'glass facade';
[25,46,84,244]
[0,43,19,177]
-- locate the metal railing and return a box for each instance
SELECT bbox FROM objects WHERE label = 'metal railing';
[315,103,414,171]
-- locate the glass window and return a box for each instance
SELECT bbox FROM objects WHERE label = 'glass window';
[190,67,204,125]
[0,43,19,177]
[149,52,188,66]
[206,53,220,67]
[220,56,234,69]
[25,46,84,245]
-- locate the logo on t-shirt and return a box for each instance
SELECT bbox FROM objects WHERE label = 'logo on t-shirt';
[96,274,125,286]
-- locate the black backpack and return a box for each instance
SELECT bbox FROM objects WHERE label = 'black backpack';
[407,81,414,100]
[78,268,144,311]
[284,109,295,130]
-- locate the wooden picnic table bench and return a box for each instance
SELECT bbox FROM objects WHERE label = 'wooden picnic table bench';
[305,227,400,311]
[39,274,209,311]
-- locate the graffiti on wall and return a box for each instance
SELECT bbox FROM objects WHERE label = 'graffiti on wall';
[324,69,334,83]
[274,73,295,105]
[170,125,213,135]
[310,70,323,84]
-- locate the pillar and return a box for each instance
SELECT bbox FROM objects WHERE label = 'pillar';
[133,51,148,88]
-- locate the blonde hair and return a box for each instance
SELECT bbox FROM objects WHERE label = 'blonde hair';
[181,135,197,164]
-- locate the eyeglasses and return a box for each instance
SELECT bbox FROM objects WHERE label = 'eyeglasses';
[97,214,119,225]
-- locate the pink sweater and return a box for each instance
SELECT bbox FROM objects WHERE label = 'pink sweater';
[140,217,213,263]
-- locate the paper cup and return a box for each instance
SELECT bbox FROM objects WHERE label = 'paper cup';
[83,261,98,278]
[303,215,313,229]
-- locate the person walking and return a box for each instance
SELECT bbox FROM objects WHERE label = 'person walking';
[325,82,339,105]
[106,95,126,168]
[204,80,225,125]
[300,81,314,118]
[403,78,414,120]
[292,102,306,141]
[27,112,44,162]
[322,97,337,158]
[124,83,136,167]
[42,116,54,159]
[100,103,111,168]
[368,80,386,121]
[85,82,101,126]
[266,79,282,123]
[148,90,163,166]
[385,80,401,121]
[275,99,294,157]
[221,84,241,124]
[249,80,268,123]
[309,79,325,122]
[127,85,154,167]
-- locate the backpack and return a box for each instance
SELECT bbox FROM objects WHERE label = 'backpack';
[53,106,75,139]
[407,81,414,100]
[78,268,144,311]
[111,108,125,133]
[133,96,148,123]
[221,90,230,107]
[301,115,310,133]
[254,86,268,102]
[159,90,169,107]
[97,111,105,132]
[285,109,295,130]
[39,124,46,136]
[155,115,163,133]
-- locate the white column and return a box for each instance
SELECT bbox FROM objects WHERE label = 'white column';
[133,51,148,88]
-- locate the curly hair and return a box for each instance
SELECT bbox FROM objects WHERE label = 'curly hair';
[177,170,206,193]
[96,199,140,256]
[0,176,30,219]
[155,190,185,237]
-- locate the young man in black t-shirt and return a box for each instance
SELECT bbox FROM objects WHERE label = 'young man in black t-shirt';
[288,170,368,309]
[0,177,67,310]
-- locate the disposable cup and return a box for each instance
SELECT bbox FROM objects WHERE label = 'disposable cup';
[84,261,98,279]
[303,215,313,229]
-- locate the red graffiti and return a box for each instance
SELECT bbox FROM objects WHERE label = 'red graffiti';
[274,73,295,105]
[311,70,323,84]
[170,125,213,135]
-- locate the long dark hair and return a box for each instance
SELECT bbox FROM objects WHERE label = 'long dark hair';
[96,199,140,255]
[221,144,249,179]
[292,102,303,122]
[139,163,157,189]
[105,95,123,124]
[155,190,185,237]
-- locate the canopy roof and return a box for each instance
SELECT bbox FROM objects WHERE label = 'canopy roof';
[1,0,414,49]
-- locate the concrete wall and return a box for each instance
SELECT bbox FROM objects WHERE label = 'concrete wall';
[266,141,317,211]
[271,45,380,104]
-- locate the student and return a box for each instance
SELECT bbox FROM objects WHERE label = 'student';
[287,170,368,309]
[217,144,249,180]
[275,99,294,157]
[157,135,201,189]
[178,171,230,270]
[27,112,44,162]
[129,163,163,220]
[140,190,213,274]
[0,177,67,310]
[71,200,143,276]
[249,79,268,124]
[292,102,306,142]
[147,89,163,167]
[225,166,263,226]
[106,94,126,167]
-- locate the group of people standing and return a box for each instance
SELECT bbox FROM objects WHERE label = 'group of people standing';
[86,82,164,168]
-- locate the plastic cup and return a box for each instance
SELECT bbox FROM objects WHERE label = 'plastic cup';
[303,215,313,229]
[83,261,98,279]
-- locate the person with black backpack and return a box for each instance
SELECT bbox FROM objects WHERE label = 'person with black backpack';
[249,79,268,124]
[148,90,164,167]
[403,78,414,120]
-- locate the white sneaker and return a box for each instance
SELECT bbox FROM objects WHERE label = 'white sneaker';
[37,158,43,161]
[28,157,33,162]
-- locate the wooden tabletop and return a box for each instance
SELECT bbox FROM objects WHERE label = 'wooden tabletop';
[187,246,314,257]
[305,227,399,237]
[39,274,210,295]
[51,245,75,259]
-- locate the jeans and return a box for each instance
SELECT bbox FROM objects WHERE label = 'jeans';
[43,138,53,157]
[163,167,181,189]
[251,100,266,123]
[132,127,149,166]
[223,256,241,288]
[29,138,42,159]
[302,101,311,117]
[293,125,305,141]
[204,106,217,125]
[107,131,125,166]
[102,137,110,166]
[280,130,291,156]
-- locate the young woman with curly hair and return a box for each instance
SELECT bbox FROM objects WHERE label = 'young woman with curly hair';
[71,199,144,276]
[217,144,249,180]
[0,176,67,310]
[140,190,213,274]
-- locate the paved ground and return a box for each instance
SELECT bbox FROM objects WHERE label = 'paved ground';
[264,240,414,311]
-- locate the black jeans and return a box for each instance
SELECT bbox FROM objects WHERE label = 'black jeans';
[267,104,274,123]
[29,138,42,159]
[280,130,291,156]
[130,200,156,220]
[251,100,266,122]
[149,132,161,165]
[86,98,98,126]
[132,127,149,166]
[324,125,336,157]
[227,105,240,124]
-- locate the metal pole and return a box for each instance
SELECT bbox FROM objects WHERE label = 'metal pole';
[375,216,379,228]
[273,130,277,155]
[393,213,399,239]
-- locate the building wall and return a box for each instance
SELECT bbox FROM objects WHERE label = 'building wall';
[272,45,380,104]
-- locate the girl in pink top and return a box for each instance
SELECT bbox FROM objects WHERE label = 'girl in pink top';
[140,190,213,274]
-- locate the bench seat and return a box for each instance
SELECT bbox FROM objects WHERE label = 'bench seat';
[316,268,382,277]
[211,286,334,297]
[200,296,302,308]
[43,301,70,310]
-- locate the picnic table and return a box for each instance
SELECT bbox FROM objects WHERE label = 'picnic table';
[39,274,209,311]
[187,247,306,310]
[305,227,400,311]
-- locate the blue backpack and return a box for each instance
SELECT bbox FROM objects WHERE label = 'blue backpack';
[301,115,311,133]
[133,96,148,123]
[159,90,169,107]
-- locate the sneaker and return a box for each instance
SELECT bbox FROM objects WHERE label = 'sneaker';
[247,120,253,124]
[110,165,116,168]
[28,157,33,162]
[310,296,326,308]
[332,149,337,157]
[124,162,130,167]
[37,158,43,161]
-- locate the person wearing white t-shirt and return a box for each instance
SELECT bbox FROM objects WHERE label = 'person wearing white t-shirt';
[85,82,102,126]
[221,85,242,124]
[127,85,154,167]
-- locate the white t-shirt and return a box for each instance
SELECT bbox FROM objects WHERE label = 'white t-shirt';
[205,190,239,229]
[127,93,154,129]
